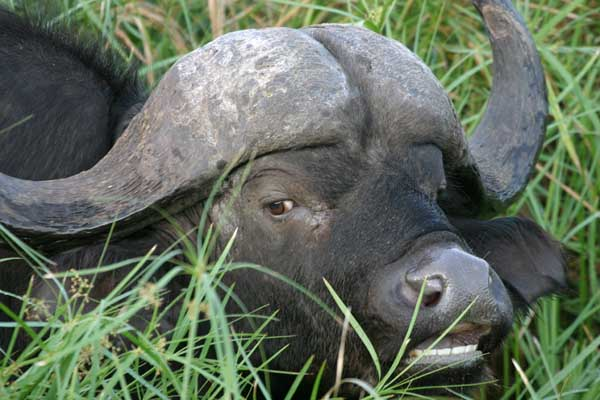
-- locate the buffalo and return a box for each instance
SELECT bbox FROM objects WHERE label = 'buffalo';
[0,0,566,397]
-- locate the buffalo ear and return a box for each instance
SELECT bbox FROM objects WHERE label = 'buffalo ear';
[451,217,567,309]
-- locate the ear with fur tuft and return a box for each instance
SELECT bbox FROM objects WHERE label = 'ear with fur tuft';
[451,217,567,309]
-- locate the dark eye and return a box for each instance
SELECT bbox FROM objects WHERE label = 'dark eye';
[267,200,295,216]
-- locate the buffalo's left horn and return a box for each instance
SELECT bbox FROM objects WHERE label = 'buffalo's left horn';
[0,28,352,244]
[469,0,548,213]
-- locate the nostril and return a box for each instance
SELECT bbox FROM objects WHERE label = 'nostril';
[420,277,443,307]
[400,274,445,307]
[423,289,442,307]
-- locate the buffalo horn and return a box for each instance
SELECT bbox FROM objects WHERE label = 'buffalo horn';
[469,0,548,213]
[0,29,352,244]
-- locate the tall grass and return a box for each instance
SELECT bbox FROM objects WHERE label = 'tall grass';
[0,0,599,398]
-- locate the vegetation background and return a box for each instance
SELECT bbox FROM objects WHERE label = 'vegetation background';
[0,0,598,399]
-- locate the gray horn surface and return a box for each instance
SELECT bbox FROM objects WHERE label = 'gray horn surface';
[0,28,357,243]
[469,0,548,213]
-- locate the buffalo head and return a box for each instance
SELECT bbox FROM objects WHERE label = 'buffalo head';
[0,0,565,395]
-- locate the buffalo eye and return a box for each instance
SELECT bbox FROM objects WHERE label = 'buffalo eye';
[267,200,295,216]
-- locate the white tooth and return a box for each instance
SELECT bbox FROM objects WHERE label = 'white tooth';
[410,350,422,357]
[437,348,451,355]
[451,346,467,354]
[423,349,435,356]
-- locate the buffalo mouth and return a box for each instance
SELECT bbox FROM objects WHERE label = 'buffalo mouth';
[403,323,491,371]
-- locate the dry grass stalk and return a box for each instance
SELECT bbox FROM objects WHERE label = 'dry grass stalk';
[209,0,226,38]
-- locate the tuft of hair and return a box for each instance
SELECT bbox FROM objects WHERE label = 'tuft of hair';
[0,5,147,180]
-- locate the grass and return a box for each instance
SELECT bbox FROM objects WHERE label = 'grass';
[0,0,599,398]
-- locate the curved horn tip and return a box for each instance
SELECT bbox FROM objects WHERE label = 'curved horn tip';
[467,0,548,214]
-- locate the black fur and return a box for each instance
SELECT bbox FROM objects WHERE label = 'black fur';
[0,7,146,180]
[0,6,146,351]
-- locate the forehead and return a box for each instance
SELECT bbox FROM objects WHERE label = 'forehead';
[235,146,362,197]
[237,138,448,203]
[237,144,408,199]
